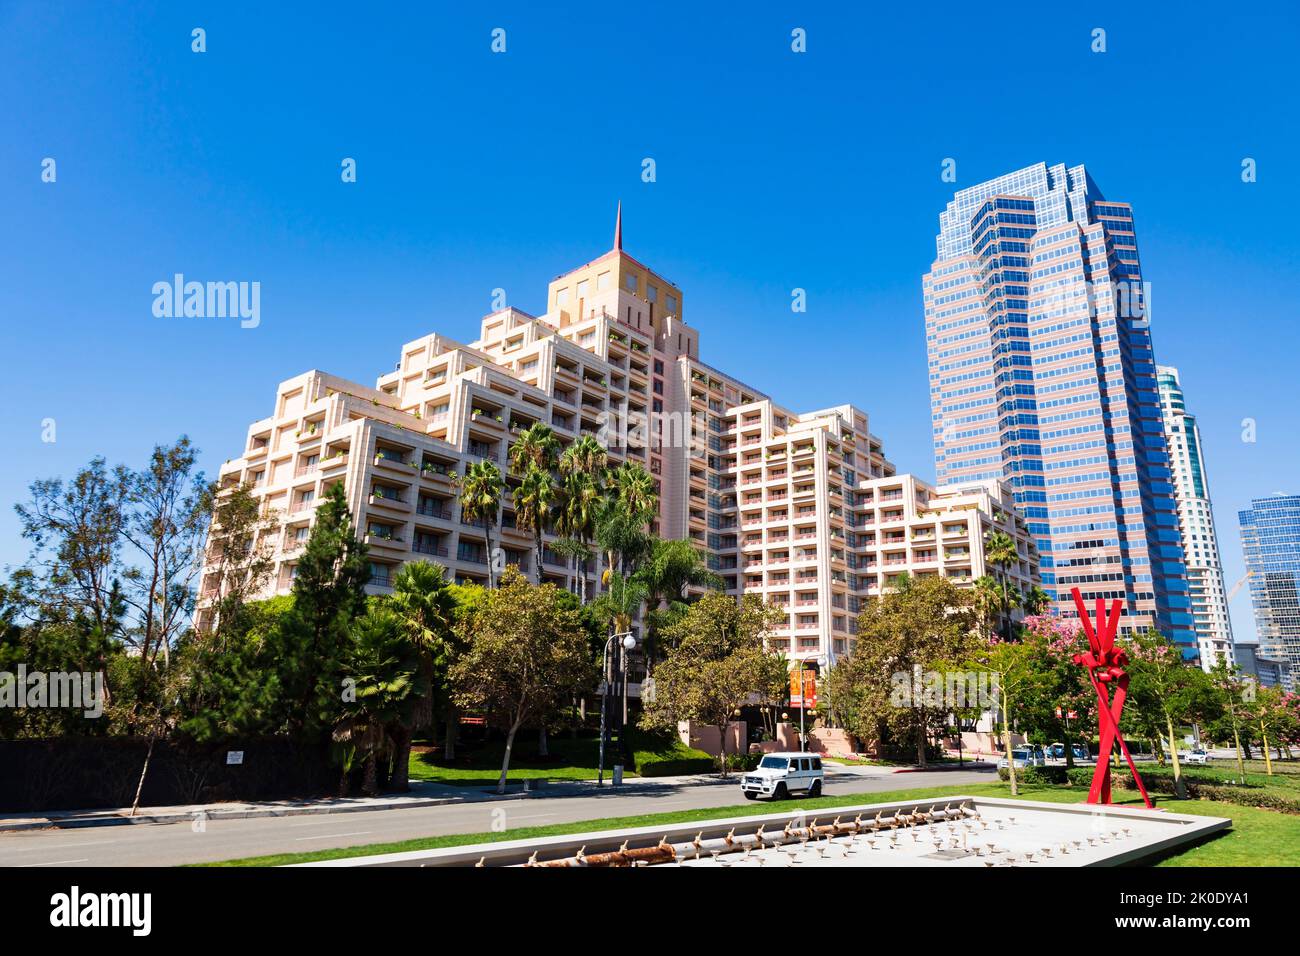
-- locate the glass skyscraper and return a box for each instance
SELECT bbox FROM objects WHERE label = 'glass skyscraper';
[923,162,1195,651]
[1239,494,1300,689]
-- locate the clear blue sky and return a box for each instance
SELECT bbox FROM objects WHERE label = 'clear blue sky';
[2,1,1297,644]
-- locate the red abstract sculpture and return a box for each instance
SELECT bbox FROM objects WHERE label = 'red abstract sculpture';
[1070,588,1153,809]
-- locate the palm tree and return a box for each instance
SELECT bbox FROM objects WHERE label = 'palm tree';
[983,528,1019,639]
[455,460,504,588]
[597,462,658,581]
[636,538,723,670]
[514,464,556,584]
[386,560,457,790]
[554,466,603,604]
[606,461,658,527]
[1021,584,1050,617]
[560,434,608,479]
[508,422,560,475]
[507,424,561,585]
[333,606,416,796]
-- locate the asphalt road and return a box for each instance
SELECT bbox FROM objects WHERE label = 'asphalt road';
[0,766,995,867]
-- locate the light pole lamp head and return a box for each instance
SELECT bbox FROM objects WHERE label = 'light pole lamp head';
[622,634,636,651]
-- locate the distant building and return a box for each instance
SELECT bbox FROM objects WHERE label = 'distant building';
[1156,366,1235,669]
[1235,643,1293,692]
[1239,493,1300,691]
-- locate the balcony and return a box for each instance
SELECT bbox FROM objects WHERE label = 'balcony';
[416,503,453,520]
[413,541,449,558]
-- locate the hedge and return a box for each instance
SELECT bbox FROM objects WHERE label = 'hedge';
[629,730,715,777]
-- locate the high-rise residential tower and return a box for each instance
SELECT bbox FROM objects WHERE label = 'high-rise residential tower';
[1239,493,1300,690]
[923,162,1194,651]
[200,211,1039,672]
[1156,366,1235,669]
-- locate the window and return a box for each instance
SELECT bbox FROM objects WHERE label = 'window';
[597,271,610,291]
[647,284,657,303]
[625,273,637,293]
[576,279,589,297]
[654,359,664,375]
[666,294,677,314]
[557,288,570,305]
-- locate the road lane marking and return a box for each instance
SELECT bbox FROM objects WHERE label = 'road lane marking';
[19,858,90,867]
[294,831,372,842]
[3,840,117,853]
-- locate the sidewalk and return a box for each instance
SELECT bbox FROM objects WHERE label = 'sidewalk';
[0,771,739,832]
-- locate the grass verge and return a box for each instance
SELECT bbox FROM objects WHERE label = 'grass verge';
[198,780,1299,867]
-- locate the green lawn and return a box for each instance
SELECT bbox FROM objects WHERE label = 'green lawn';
[408,731,712,787]
[409,735,624,787]
[200,779,1300,867]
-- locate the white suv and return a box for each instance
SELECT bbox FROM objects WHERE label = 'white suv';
[741,753,824,800]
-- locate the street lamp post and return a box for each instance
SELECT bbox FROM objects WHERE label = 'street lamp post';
[597,631,635,787]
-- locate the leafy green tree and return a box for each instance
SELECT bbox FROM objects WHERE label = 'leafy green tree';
[273,482,370,738]
[118,437,209,670]
[450,567,594,793]
[1124,629,1218,792]
[455,460,504,588]
[1206,660,1251,777]
[14,456,129,696]
[851,575,978,767]
[640,593,785,776]
[1013,614,1094,769]
[968,635,1036,795]
[201,480,279,637]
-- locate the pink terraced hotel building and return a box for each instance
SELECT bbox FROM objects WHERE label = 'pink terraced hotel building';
[201,212,1038,669]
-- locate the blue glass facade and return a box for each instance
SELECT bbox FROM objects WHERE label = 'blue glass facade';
[925,162,1195,653]
[1239,494,1300,684]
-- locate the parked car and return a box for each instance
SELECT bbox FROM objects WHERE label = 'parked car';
[998,746,1046,770]
[1046,742,1090,762]
[1182,749,1210,765]
[740,753,824,800]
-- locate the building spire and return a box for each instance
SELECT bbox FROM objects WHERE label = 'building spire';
[614,200,623,251]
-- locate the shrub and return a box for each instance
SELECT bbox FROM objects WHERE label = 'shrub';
[1116,770,1300,814]
[997,765,1069,785]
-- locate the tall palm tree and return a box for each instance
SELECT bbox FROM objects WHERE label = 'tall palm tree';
[508,422,560,475]
[983,528,1019,639]
[598,462,658,581]
[333,606,416,796]
[606,461,658,526]
[455,460,504,588]
[508,423,560,585]
[553,468,603,600]
[387,560,457,790]
[560,434,608,479]
[513,464,556,584]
